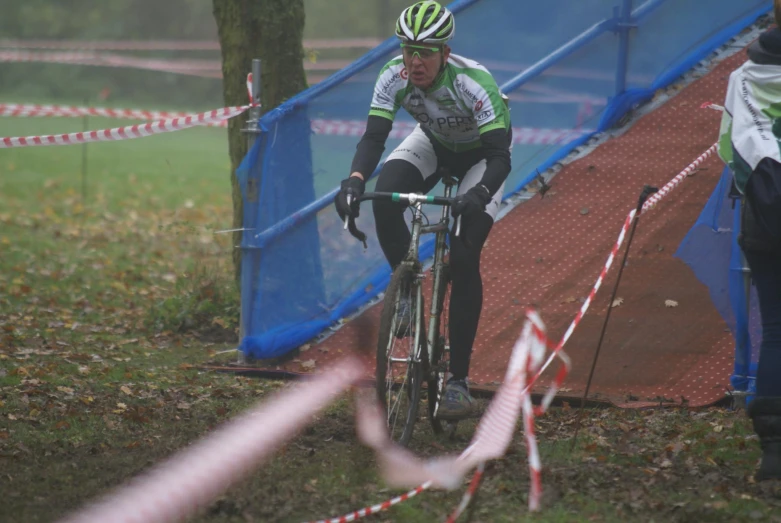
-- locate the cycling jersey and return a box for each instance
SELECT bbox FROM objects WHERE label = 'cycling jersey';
[369,54,510,152]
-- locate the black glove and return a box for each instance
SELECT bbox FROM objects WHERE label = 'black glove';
[451,184,492,219]
[334,176,365,219]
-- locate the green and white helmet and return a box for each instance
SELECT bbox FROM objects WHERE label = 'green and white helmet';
[395,1,455,45]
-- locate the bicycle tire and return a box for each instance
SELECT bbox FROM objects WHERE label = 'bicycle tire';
[376,263,425,446]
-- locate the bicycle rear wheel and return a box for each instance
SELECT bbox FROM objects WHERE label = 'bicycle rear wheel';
[376,263,426,446]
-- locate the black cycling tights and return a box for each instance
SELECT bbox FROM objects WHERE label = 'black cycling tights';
[373,159,493,381]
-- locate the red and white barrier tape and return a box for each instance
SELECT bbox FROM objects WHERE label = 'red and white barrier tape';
[445,462,486,523]
[0,105,250,148]
[0,38,383,51]
[700,101,725,112]
[0,50,352,77]
[0,103,593,147]
[308,119,592,146]
[640,144,718,213]
[61,312,554,523]
[352,309,559,515]
[0,51,222,79]
[308,483,432,523]
[520,143,719,405]
[59,357,367,523]
[1,103,207,122]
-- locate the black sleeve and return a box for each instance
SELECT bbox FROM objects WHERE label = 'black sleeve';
[477,127,512,196]
[350,115,393,178]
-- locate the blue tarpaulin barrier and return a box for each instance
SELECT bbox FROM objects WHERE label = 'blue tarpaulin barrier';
[238,0,772,359]
[676,167,762,398]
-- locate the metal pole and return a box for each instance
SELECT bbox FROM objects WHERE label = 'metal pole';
[238,59,262,365]
[741,241,753,406]
[571,185,658,448]
[81,96,89,204]
[247,58,262,146]
[615,0,634,96]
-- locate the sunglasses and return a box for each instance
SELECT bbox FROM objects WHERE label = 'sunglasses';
[400,42,442,59]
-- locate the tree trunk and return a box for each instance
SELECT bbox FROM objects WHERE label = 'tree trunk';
[212,0,307,286]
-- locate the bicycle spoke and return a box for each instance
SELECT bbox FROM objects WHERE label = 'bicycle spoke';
[376,264,424,446]
[384,328,414,439]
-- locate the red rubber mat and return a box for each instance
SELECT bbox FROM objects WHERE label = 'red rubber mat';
[231,50,748,408]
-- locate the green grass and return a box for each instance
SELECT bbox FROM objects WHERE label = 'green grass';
[2,106,781,523]
[0,115,231,214]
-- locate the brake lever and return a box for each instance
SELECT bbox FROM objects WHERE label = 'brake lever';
[343,194,353,230]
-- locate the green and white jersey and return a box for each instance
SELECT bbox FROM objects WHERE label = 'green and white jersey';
[718,61,781,193]
[369,54,510,152]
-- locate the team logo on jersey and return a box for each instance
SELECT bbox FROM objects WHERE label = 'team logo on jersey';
[475,110,493,122]
[437,96,457,106]
[474,100,484,112]
[400,68,408,80]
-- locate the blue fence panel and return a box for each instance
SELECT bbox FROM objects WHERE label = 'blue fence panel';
[240,0,772,359]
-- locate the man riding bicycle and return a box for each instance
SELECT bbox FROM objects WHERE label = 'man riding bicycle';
[335,1,512,420]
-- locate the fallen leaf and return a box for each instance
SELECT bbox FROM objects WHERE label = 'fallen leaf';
[665,299,679,308]
[57,386,75,395]
[77,365,90,375]
[120,385,133,396]
[611,297,624,308]
[301,360,316,370]
[176,402,191,410]
[55,420,70,430]
[80,396,94,405]
[8,414,17,421]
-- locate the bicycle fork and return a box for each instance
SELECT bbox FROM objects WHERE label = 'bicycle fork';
[427,185,454,417]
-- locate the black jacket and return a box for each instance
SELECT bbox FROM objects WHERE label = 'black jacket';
[739,30,781,254]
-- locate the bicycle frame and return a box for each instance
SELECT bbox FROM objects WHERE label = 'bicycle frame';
[397,178,457,380]
[346,176,460,439]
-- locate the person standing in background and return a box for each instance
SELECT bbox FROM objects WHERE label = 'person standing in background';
[718,0,781,481]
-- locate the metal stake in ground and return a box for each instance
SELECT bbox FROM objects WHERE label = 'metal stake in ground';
[81,96,89,203]
[571,184,659,448]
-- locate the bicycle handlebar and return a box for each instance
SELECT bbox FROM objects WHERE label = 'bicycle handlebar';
[343,191,460,246]
[356,191,454,207]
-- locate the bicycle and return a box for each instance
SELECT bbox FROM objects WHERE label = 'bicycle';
[344,170,461,446]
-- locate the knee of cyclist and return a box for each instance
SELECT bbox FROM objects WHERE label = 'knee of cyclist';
[372,198,405,218]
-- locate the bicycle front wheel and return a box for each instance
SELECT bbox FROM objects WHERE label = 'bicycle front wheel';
[376,263,425,447]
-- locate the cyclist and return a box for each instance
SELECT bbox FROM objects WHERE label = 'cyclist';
[334,1,512,420]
